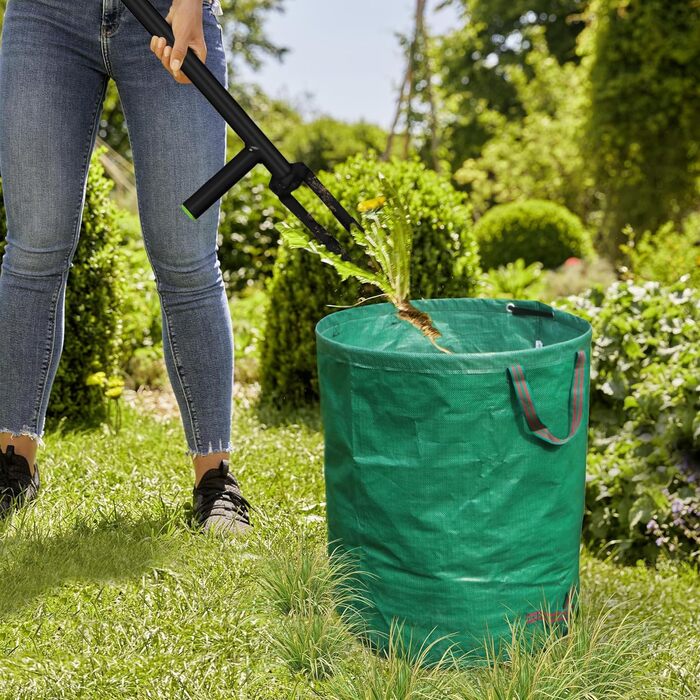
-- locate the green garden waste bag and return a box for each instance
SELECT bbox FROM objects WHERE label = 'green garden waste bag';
[315,297,593,666]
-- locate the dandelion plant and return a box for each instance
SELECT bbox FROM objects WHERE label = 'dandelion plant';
[277,173,453,354]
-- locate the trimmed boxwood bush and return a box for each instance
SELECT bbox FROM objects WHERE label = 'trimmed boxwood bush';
[0,147,128,427]
[259,152,481,408]
[560,278,700,564]
[474,199,593,270]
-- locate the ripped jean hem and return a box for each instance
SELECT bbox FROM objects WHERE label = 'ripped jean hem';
[0,426,46,450]
[184,438,233,459]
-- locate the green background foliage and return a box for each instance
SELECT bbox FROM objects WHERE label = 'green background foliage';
[216,119,387,293]
[438,0,586,169]
[621,215,700,289]
[453,29,592,221]
[581,0,700,257]
[561,279,700,564]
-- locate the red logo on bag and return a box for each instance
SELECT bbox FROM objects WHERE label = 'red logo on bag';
[525,589,572,625]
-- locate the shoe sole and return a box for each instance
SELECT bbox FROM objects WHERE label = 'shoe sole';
[199,514,252,537]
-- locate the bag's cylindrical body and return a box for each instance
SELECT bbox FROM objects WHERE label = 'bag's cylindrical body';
[315,297,593,665]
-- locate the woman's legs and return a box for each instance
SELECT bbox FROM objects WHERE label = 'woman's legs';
[0,0,109,468]
[108,0,234,484]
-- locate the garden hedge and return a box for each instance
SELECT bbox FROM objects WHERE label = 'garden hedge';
[474,199,593,270]
[259,153,481,408]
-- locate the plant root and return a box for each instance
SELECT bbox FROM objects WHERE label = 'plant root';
[396,300,454,354]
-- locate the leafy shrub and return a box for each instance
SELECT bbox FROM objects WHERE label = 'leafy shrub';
[560,278,700,564]
[620,215,700,288]
[229,284,268,384]
[216,120,386,294]
[278,174,452,352]
[259,153,480,408]
[474,199,593,271]
[0,147,128,426]
[541,257,617,301]
[477,258,545,300]
[280,116,387,175]
[216,167,284,293]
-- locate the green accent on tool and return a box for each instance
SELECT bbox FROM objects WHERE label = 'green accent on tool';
[180,204,196,221]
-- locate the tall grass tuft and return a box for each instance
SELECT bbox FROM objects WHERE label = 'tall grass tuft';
[452,598,673,700]
[257,531,365,618]
[269,608,349,681]
[323,619,459,699]
[257,531,369,681]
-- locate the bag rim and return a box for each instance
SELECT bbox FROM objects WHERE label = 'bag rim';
[316,297,592,374]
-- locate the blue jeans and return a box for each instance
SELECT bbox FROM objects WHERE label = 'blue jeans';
[0,0,234,458]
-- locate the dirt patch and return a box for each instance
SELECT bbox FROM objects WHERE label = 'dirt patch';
[122,382,261,422]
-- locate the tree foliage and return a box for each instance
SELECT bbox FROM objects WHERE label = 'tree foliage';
[438,0,587,169]
[454,28,592,220]
[581,0,700,258]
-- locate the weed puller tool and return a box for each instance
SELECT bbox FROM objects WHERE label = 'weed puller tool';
[121,0,358,260]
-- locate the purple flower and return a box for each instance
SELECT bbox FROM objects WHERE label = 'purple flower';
[671,499,684,514]
[655,537,664,547]
[646,519,658,532]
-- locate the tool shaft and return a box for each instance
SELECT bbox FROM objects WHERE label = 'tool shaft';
[120,0,290,177]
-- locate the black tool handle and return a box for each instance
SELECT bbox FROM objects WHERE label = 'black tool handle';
[120,0,291,180]
[182,146,261,219]
[120,0,352,261]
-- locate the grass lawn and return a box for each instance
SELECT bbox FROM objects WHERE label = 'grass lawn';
[1,386,698,699]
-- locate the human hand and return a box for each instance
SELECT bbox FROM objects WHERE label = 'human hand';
[149,0,207,84]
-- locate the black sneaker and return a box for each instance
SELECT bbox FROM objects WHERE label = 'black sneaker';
[191,459,252,535]
[0,444,40,518]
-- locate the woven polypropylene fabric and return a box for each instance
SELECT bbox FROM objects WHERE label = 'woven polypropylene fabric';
[316,297,593,666]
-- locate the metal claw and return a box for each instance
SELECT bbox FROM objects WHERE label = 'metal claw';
[277,192,352,262]
[301,168,364,235]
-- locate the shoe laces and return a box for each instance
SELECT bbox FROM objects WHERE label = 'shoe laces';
[194,461,251,525]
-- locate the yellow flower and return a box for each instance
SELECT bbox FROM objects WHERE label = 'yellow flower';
[357,196,386,213]
[85,371,107,387]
